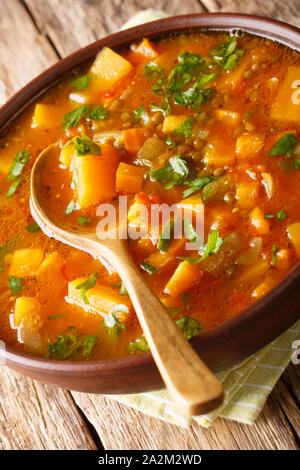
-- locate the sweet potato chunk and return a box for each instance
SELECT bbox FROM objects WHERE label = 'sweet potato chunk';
[162,115,187,134]
[287,222,300,257]
[165,261,203,297]
[32,104,67,128]
[235,133,265,159]
[236,181,259,209]
[214,109,241,126]
[68,277,132,323]
[89,47,133,93]
[123,128,150,154]
[14,297,41,329]
[203,140,235,167]
[249,207,269,234]
[271,67,300,122]
[116,162,144,193]
[133,38,158,59]
[73,143,119,207]
[9,249,44,278]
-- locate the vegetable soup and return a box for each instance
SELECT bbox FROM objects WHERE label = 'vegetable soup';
[1,32,300,360]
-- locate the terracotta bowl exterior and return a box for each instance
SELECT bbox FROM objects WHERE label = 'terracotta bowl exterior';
[1,13,299,394]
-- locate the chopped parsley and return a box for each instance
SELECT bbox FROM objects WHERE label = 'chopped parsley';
[264,209,288,223]
[103,304,129,335]
[46,326,97,359]
[128,336,149,353]
[272,244,278,266]
[6,150,30,181]
[268,133,297,158]
[148,155,190,189]
[176,315,204,340]
[88,104,108,121]
[75,272,98,305]
[71,75,90,91]
[133,104,146,122]
[62,105,89,130]
[174,117,194,138]
[47,314,67,320]
[6,176,24,199]
[112,281,128,296]
[209,36,244,71]
[179,230,227,263]
[64,199,76,217]
[182,176,214,199]
[140,261,159,276]
[157,219,175,253]
[74,134,101,157]
[76,216,93,226]
[25,221,41,233]
[8,275,25,295]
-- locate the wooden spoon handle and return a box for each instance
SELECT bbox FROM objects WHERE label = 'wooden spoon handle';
[100,239,224,416]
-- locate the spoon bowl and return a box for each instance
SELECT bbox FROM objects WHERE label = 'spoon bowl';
[30,144,224,416]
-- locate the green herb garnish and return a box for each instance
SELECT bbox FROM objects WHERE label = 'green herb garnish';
[209,36,244,71]
[179,230,227,263]
[264,209,288,223]
[74,134,101,157]
[140,261,159,276]
[174,117,194,138]
[25,221,41,233]
[268,133,297,158]
[62,105,89,130]
[47,314,67,320]
[182,176,214,198]
[6,176,24,199]
[128,336,149,353]
[6,150,30,181]
[88,104,108,121]
[64,199,76,217]
[148,155,190,189]
[75,272,98,305]
[8,275,25,295]
[77,216,92,226]
[133,105,146,122]
[158,219,175,253]
[272,244,277,266]
[112,281,128,296]
[176,315,204,339]
[103,304,129,335]
[71,75,90,91]
[46,326,97,359]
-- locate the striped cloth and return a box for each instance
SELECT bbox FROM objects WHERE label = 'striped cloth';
[108,321,300,427]
[106,11,300,427]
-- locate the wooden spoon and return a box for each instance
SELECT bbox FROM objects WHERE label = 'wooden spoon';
[30,144,223,416]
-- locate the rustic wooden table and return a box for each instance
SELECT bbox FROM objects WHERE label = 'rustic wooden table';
[0,0,299,450]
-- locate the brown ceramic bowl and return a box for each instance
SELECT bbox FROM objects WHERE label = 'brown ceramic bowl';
[1,13,300,394]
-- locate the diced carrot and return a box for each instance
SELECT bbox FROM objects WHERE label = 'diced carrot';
[116,162,144,193]
[235,133,265,159]
[37,252,63,276]
[271,66,300,122]
[176,193,203,217]
[123,128,150,154]
[164,261,203,297]
[287,222,300,257]
[162,115,187,134]
[73,143,119,207]
[9,249,44,278]
[249,207,269,234]
[133,38,158,60]
[236,181,260,209]
[145,238,186,272]
[275,248,291,270]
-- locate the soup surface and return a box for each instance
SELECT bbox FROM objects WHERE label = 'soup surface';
[1,32,300,360]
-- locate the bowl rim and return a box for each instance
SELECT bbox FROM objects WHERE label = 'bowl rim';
[1,12,300,381]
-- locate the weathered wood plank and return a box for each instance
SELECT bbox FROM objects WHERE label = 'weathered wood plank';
[72,364,300,450]
[201,0,300,28]
[24,0,205,57]
[0,0,58,99]
[0,366,97,450]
